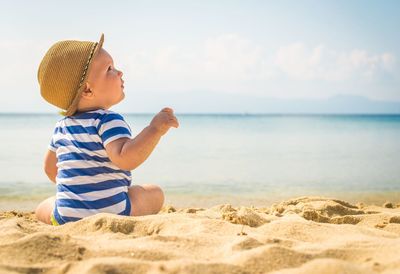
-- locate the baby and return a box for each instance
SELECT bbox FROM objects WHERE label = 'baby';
[35,34,179,225]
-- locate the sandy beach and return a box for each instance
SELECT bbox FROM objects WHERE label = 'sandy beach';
[1,196,399,274]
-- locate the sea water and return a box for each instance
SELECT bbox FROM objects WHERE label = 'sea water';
[0,113,399,209]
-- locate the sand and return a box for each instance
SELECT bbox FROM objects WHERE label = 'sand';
[1,196,400,274]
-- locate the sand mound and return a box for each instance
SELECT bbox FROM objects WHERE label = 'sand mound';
[1,196,399,273]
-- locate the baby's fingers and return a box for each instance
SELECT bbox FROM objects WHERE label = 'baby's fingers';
[169,117,179,128]
[162,107,174,113]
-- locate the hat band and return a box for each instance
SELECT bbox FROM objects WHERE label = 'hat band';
[78,41,98,89]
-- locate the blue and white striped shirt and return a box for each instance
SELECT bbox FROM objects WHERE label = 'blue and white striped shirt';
[48,109,133,224]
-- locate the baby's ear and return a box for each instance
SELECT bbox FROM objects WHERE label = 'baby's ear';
[81,83,94,98]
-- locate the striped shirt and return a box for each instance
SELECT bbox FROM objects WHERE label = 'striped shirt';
[48,109,133,224]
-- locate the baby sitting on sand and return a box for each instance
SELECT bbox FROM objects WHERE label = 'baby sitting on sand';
[35,34,179,225]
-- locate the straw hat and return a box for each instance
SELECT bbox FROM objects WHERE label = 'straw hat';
[37,33,104,116]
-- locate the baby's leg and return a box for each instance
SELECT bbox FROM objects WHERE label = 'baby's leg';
[35,196,56,225]
[128,184,165,216]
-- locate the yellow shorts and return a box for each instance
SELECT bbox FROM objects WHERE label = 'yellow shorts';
[50,213,60,226]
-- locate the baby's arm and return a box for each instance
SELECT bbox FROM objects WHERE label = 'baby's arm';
[105,107,179,171]
[44,149,57,184]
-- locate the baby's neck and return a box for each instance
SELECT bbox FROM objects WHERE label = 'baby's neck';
[76,100,108,113]
[76,106,105,113]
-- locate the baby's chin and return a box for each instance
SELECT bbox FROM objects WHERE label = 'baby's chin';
[114,92,125,105]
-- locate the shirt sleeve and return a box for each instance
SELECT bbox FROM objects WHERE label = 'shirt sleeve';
[48,138,57,152]
[98,112,132,147]
[48,126,58,152]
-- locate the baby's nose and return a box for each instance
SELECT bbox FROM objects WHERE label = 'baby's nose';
[117,70,123,77]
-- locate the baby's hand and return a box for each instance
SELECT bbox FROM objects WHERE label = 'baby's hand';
[149,107,179,136]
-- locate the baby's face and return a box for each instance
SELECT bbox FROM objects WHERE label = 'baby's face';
[83,48,125,109]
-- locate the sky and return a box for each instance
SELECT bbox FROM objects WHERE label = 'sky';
[0,0,399,113]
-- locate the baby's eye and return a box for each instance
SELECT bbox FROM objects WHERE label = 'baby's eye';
[108,66,112,71]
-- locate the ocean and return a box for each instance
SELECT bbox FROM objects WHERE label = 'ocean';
[1,113,399,210]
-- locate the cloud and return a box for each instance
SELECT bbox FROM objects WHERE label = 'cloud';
[124,33,273,93]
[123,36,397,97]
[0,34,398,107]
[274,42,396,81]
[202,34,271,82]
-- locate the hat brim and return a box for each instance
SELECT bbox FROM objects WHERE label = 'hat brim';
[64,33,105,116]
